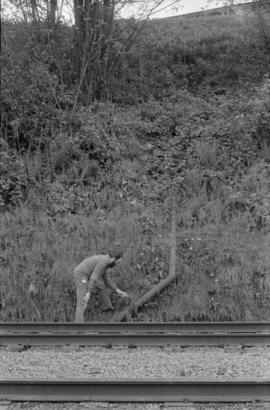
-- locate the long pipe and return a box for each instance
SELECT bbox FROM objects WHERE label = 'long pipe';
[112,205,177,322]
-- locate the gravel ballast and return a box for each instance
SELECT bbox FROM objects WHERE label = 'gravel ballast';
[0,346,269,379]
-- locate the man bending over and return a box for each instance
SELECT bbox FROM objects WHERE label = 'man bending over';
[73,247,129,322]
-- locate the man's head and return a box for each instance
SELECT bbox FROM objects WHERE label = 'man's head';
[108,244,123,267]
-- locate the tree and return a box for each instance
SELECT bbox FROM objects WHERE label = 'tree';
[72,0,116,105]
[2,0,182,107]
[72,0,182,106]
[48,0,57,26]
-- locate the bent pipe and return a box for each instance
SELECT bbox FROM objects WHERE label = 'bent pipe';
[113,273,178,322]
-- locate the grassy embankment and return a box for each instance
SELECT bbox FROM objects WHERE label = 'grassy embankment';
[0,6,270,321]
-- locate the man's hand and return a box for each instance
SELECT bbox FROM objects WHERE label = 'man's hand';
[117,290,130,300]
[83,292,90,304]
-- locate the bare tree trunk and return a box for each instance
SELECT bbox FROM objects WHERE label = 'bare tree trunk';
[73,0,86,78]
[49,0,57,27]
[73,0,116,104]
[102,0,115,98]
[30,0,38,22]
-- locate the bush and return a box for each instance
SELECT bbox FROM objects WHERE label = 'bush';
[1,22,71,151]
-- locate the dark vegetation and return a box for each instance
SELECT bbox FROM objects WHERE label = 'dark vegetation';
[0,0,270,322]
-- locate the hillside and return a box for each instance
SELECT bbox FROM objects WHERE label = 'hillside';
[0,2,270,322]
[155,0,270,21]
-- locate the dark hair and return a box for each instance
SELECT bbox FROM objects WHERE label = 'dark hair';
[107,253,122,268]
[109,250,123,261]
[108,242,123,260]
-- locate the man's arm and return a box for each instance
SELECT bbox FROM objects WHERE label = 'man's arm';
[91,257,130,299]
[102,271,119,294]
[103,272,130,300]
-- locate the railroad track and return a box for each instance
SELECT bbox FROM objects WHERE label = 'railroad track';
[1,321,270,333]
[1,322,270,403]
[0,379,269,402]
[1,321,270,346]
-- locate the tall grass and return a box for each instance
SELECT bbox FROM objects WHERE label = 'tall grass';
[0,205,170,321]
[138,195,270,322]
[1,165,269,322]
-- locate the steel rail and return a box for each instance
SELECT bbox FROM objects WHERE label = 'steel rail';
[1,332,270,346]
[0,379,269,402]
[1,321,270,333]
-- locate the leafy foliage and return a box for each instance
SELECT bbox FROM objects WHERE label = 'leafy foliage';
[1,5,270,321]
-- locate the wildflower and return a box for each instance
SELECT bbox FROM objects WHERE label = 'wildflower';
[29,282,38,296]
